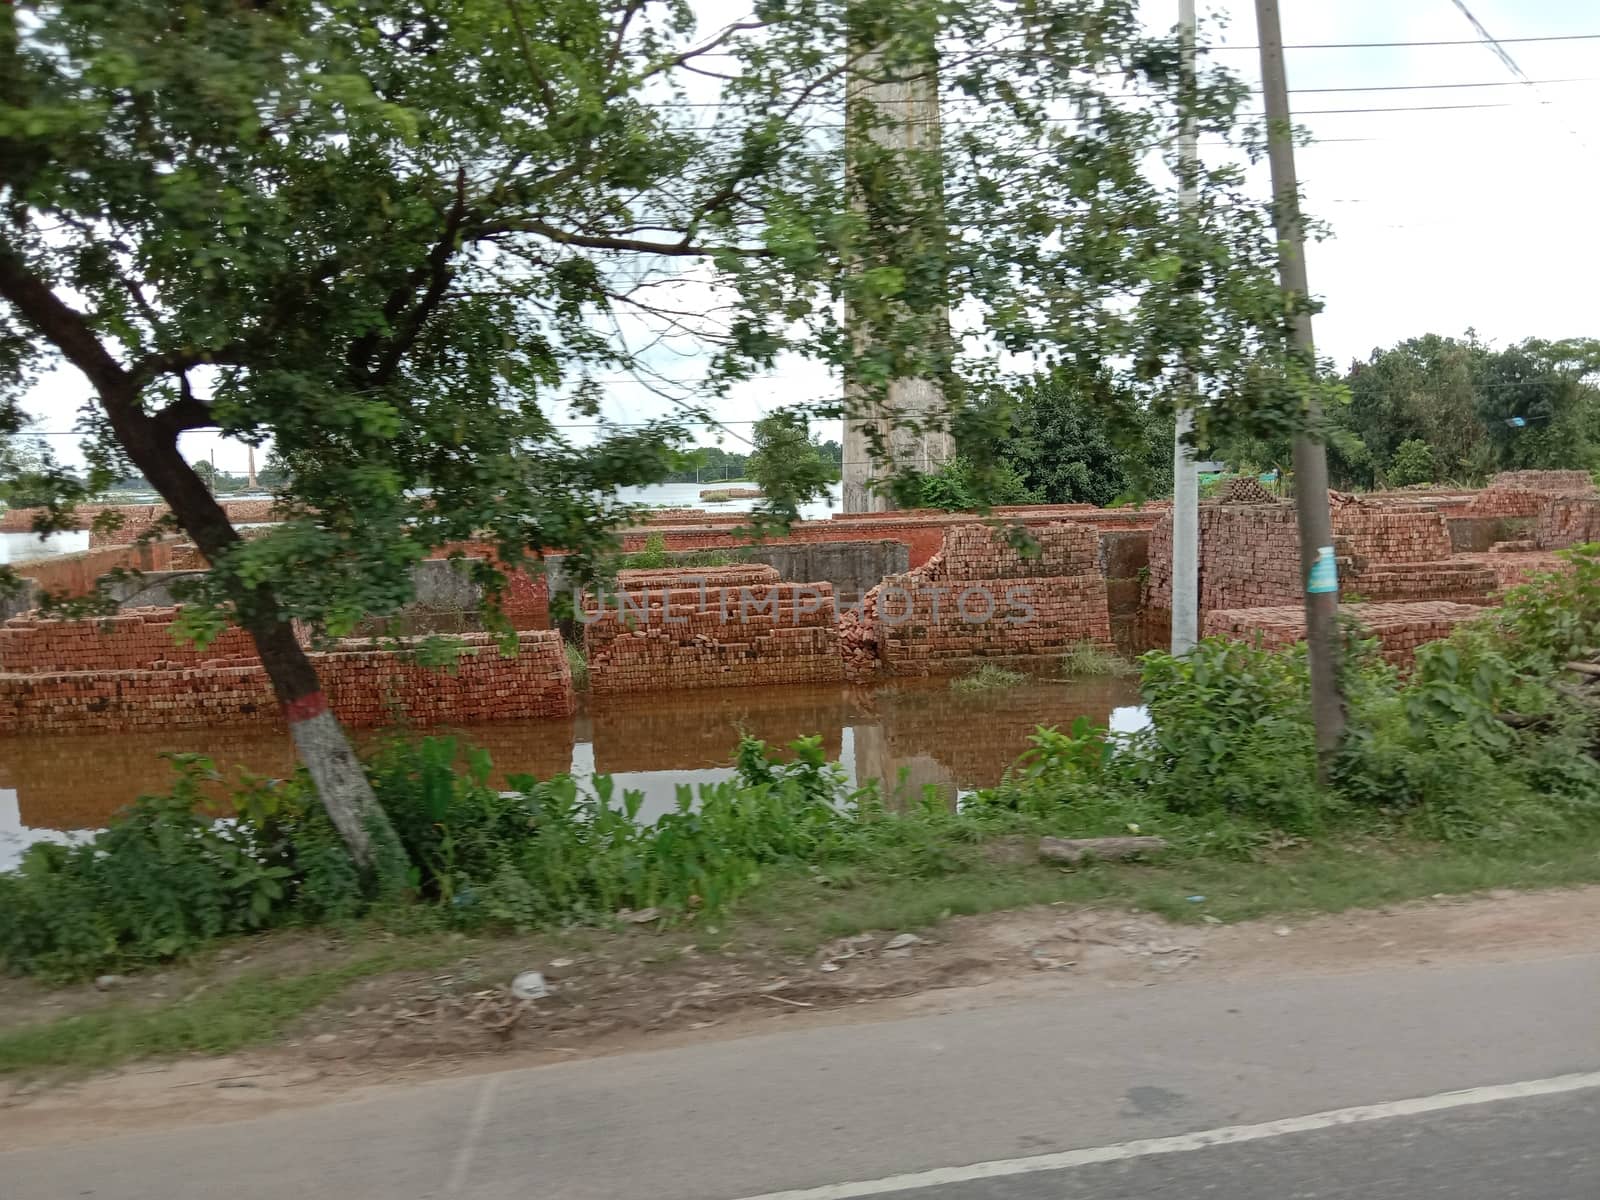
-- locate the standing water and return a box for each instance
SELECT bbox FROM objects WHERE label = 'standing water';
[0,673,1142,869]
[0,530,91,564]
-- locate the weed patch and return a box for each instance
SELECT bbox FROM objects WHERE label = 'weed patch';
[951,664,1026,693]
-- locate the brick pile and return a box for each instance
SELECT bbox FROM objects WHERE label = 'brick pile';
[0,609,258,672]
[613,564,779,592]
[1334,509,1453,564]
[1203,601,1484,666]
[839,585,882,681]
[0,616,575,733]
[583,583,844,695]
[1466,471,1595,521]
[874,523,1112,671]
[1488,470,1595,494]
[316,632,574,726]
[1465,551,1572,591]
[1349,561,1498,605]
[1145,505,1306,612]
[1535,497,1600,549]
[1213,477,1276,504]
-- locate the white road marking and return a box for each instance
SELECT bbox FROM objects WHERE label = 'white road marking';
[443,1072,503,1196]
[730,1069,1600,1200]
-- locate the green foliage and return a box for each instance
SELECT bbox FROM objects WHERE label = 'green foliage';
[1386,439,1436,488]
[982,559,1600,854]
[990,369,1176,505]
[616,531,735,571]
[1337,334,1600,486]
[1126,641,1326,832]
[564,641,589,692]
[950,663,1026,692]
[918,456,1038,511]
[747,412,834,521]
[0,733,995,978]
[1059,642,1136,677]
[0,758,314,978]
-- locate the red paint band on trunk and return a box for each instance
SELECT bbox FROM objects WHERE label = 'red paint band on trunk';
[283,691,329,723]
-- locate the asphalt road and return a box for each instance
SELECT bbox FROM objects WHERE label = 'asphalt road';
[5,952,1598,1200]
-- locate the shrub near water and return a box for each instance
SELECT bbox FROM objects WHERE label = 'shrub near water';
[0,735,995,979]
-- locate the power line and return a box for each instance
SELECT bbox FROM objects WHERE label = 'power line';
[1197,32,1600,51]
[627,76,1600,109]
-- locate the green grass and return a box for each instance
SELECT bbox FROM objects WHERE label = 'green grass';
[0,948,447,1076]
[736,827,1600,952]
[565,641,589,691]
[951,664,1026,693]
[5,828,1599,1076]
[1059,642,1137,678]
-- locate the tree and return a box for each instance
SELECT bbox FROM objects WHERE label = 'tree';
[988,369,1174,507]
[191,460,218,494]
[1344,334,1489,483]
[748,413,831,517]
[1477,338,1600,472]
[1,1,1296,865]
[1386,439,1435,488]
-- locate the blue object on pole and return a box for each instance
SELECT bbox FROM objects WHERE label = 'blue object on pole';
[1307,546,1338,595]
[1507,416,1528,428]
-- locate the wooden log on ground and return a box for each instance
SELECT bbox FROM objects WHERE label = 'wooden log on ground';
[1038,836,1170,865]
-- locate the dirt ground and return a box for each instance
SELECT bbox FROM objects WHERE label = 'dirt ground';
[5,885,1600,1150]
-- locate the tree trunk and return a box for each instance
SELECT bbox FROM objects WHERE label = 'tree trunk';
[0,249,397,869]
[98,387,395,869]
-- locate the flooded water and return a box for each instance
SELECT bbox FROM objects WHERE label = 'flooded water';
[0,530,90,565]
[618,480,843,521]
[0,672,1142,868]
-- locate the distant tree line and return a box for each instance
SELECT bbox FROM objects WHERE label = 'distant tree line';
[910,332,1600,513]
[1212,334,1600,490]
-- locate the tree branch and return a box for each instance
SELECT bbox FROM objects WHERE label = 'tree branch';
[474,218,770,258]
[370,165,470,385]
[0,242,130,394]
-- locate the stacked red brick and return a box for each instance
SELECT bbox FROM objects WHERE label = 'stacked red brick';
[0,609,574,734]
[582,566,843,694]
[874,523,1111,671]
[1467,470,1596,520]
[1337,508,1497,605]
[1534,497,1600,550]
[0,608,258,672]
[1145,504,1305,612]
[1204,602,1483,667]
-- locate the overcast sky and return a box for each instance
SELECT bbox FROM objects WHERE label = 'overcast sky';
[16,0,1600,473]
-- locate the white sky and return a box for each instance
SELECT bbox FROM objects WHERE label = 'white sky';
[16,0,1600,472]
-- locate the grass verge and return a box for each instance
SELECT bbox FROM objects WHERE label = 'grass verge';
[6,829,1599,1077]
[0,947,449,1076]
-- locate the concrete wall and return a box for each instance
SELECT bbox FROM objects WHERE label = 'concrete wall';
[741,539,909,604]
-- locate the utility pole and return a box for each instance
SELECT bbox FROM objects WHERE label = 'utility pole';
[1170,0,1200,655]
[1255,0,1346,761]
[841,29,954,513]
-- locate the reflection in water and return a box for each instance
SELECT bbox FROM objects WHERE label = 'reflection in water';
[0,673,1141,867]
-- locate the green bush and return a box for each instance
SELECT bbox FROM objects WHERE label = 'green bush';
[0,759,312,978]
[1126,640,1327,831]
[1387,439,1436,487]
[0,734,995,978]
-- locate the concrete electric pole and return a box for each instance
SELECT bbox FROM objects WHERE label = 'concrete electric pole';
[1170,0,1200,655]
[841,34,955,513]
[1254,0,1346,761]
